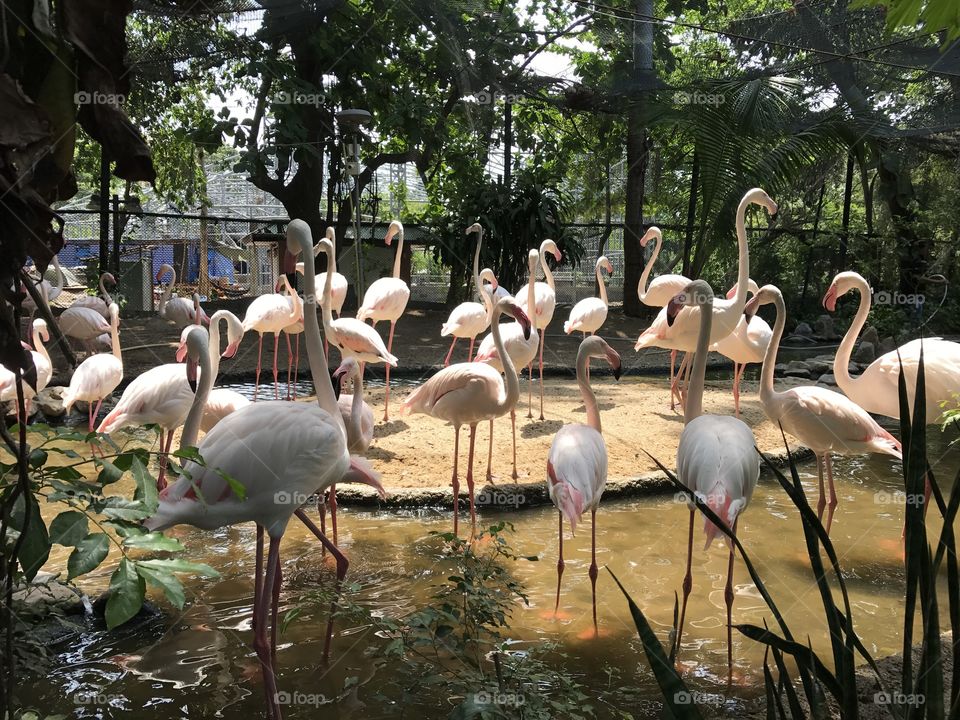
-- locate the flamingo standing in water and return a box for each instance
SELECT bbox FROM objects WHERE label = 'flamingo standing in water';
[635,190,777,409]
[636,227,691,409]
[156,264,209,328]
[440,223,497,365]
[242,276,300,400]
[63,303,122,432]
[564,256,614,337]
[0,319,53,418]
[475,250,541,480]
[146,221,384,720]
[823,270,960,424]
[358,220,410,420]
[516,239,561,420]
[70,272,116,318]
[746,284,902,533]
[402,297,531,535]
[710,280,772,417]
[547,335,621,637]
[671,280,759,685]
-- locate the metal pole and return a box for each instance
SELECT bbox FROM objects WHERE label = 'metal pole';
[99,153,110,275]
[111,194,121,277]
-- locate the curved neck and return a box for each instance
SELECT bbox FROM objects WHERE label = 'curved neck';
[471,232,483,299]
[479,280,494,315]
[596,263,609,305]
[328,238,338,276]
[492,308,521,412]
[51,257,63,294]
[759,294,786,407]
[33,329,50,365]
[350,372,364,439]
[637,232,661,301]
[321,248,335,330]
[539,244,555,291]
[526,263,536,311]
[731,197,751,310]
[577,352,601,432]
[180,342,213,450]
[392,229,404,278]
[208,314,223,379]
[685,303,714,423]
[160,268,174,308]
[280,276,299,323]
[110,312,121,362]
[99,275,113,305]
[834,277,871,392]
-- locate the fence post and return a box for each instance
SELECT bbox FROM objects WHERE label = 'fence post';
[199,203,209,297]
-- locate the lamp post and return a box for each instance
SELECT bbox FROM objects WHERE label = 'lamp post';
[336,108,371,298]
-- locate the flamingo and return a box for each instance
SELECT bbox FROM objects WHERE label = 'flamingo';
[296,226,349,316]
[823,270,960,424]
[402,297,531,535]
[357,219,410,420]
[637,226,692,410]
[145,221,385,720]
[441,267,498,365]
[156,264,209,328]
[516,239,561,420]
[563,255,614,336]
[746,284,902,533]
[333,357,374,454]
[63,303,122,432]
[279,286,304,400]
[710,280,772,417]
[69,272,116,318]
[547,335,621,637]
[241,275,300,400]
[23,255,63,319]
[475,250,541,480]
[59,305,110,355]
[635,190,777,410]
[670,279,759,685]
[0,319,53,418]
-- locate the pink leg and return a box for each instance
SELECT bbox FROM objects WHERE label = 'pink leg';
[329,485,338,546]
[669,350,677,411]
[253,525,264,633]
[294,509,348,665]
[270,559,282,662]
[510,409,518,480]
[486,419,495,482]
[316,493,327,555]
[383,321,396,421]
[527,362,533,419]
[815,455,827,523]
[724,519,739,686]
[554,511,564,615]
[444,337,457,367]
[733,363,742,417]
[590,508,599,638]
[254,333,263,401]
[466,423,478,530]
[676,509,695,659]
[285,332,293,400]
[825,455,837,535]
[538,331,546,420]
[451,425,461,535]
[253,534,282,719]
[272,333,280,399]
[468,337,476,362]
[293,334,300,399]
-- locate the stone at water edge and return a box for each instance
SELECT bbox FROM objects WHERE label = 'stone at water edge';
[878,336,897,355]
[13,571,85,615]
[818,373,837,386]
[861,325,880,349]
[814,314,840,340]
[35,386,67,417]
[794,321,813,337]
[853,341,876,364]
[806,358,832,375]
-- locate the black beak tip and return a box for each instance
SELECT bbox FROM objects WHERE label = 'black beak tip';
[188,379,198,393]
[613,365,622,381]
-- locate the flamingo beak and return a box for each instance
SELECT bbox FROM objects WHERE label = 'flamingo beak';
[666,296,684,327]
[744,295,760,321]
[605,347,622,380]
[176,342,188,363]
[512,305,532,340]
[222,340,240,359]
[822,284,838,312]
[726,285,737,300]
[186,356,198,392]
[553,249,562,262]
[640,229,655,247]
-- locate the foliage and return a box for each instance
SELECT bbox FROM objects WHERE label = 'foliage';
[850,0,960,40]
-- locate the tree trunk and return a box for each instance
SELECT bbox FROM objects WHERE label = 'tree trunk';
[682,150,699,277]
[837,151,854,273]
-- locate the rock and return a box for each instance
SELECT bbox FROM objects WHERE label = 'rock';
[786,360,811,373]
[814,314,839,339]
[853,341,876,364]
[776,376,810,389]
[35,386,67,418]
[774,363,789,376]
[13,571,84,615]
[784,368,812,379]
[794,322,813,337]
[879,336,896,355]
[861,325,880,348]
[818,373,837,386]
[806,359,833,375]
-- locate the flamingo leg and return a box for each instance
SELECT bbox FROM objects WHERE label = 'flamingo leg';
[329,484,338,546]
[554,511,564,615]
[156,430,174,491]
[253,534,282,720]
[466,423,478,531]
[444,337,457,367]
[293,334,300,400]
[272,332,280,399]
[732,363,742,417]
[679,353,692,410]
[253,525,264,633]
[676,508,695,660]
[486,419,495,483]
[383,321,396,421]
[537,330,546,420]
[724,519,739,687]
[669,350,677,411]
[316,493,327,555]
[825,455,837,535]
[254,333,263,401]
[671,353,689,412]
[590,507,599,638]
[294,509,348,665]
[510,408,518,480]
[527,361,533,419]
[468,337,475,362]
[285,332,293,400]
[815,454,827,523]
[270,560,282,663]
[451,425,461,536]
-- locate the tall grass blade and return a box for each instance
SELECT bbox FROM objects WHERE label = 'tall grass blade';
[763,647,784,720]
[771,644,805,720]
[899,349,922,695]
[735,624,841,699]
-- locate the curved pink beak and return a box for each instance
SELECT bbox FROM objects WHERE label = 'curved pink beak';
[222,340,240,359]
[666,296,684,327]
[725,285,737,300]
[552,249,562,262]
[176,343,188,363]
[186,356,198,392]
[822,284,838,311]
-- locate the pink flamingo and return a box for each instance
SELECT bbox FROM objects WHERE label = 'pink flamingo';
[516,239,561,420]
[358,219,411,420]
[671,279,759,684]
[547,335,621,637]
[635,190,777,409]
[440,223,497,365]
[59,305,110,355]
[563,255,614,337]
[69,272,116,319]
[146,222,384,720]
[241,275,300,400]
[333,357,374,454]
[156,264,209,328]
[402,297,531,535]
[823,270,960,424]
[63,303,122,432]
[296,226,349,317]
[0,319,53,418]
[475,250,541,480]
[710,280,772,417]
[746,284,902,533]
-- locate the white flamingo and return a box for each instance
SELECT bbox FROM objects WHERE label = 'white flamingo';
[156,264,209,328]
[516,238,561,420]
[358,219,411,420]
[59,305,110,355]
[69,272,116,318]
[63,303,122,432]
[547,335,621,636]
[441,267,498,365]
[671,279,759,684]
[334,357,374,454]
[402,297,531,534]
[563,256,614,336]
[0,319,53,418]
[241,275,300,400]
[23,256,63,319]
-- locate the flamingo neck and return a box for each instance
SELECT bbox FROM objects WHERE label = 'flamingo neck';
[471,231,483,300]
[208,313,223,378]
[110,311,122,362]
[577,351,601,432]
[526,263,536,314]
[596,263,609,306]
[99,274,113,305]
[491,307,521,412]
[539,243,555,291]
[321,247,335,332]
[33,329,50,366]
[685,301,714,423]
[180,340,213,450]
[51,256,63,294]
[637,232,661,302]
[759,293,786,408]
[160,268,174,311]
[392,229,404,279]
[279,276,299,323]
[834,275,871,394]
[730,196,752,313]
[350,371,364,441]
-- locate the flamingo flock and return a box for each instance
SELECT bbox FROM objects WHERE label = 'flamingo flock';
[5,194,960,719]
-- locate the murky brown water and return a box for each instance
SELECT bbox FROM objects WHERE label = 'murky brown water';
[16,411,960,719]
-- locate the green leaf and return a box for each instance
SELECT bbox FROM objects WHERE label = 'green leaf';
[123,533,185,552]
[67,533,110,580]
[105,558,146,629]
[131,457,159,514]
[11,492,50,581]
[28,448,47,468]
[96,458,124,486]
[137,557,219,578]
[49,510,89,546]
[137,565,186,609]
[101,497,151,521]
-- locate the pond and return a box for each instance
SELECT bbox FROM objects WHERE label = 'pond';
[17,419,960,719]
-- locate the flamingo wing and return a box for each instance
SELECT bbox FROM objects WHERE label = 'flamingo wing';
[547,424,607,520]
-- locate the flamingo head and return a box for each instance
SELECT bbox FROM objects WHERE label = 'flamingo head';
[547,460,585,532]
[464,221,482,237]
[640,226,661,248]
[333,357,360,387]
[580,335,621,380]
[601,256,614,275]
[155,264,173,284]
[726,278,760,300]
[479,268,498,290]
[104,272,117,287]
[743,284,779,321]
[745,188,778,216]
[32,319,49,343]
[543,238,561,263]
[667,280,713,327]
[822,271,862,312]
[500,298,531,340]
[184,327,208,393]
[385,220,403,245]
